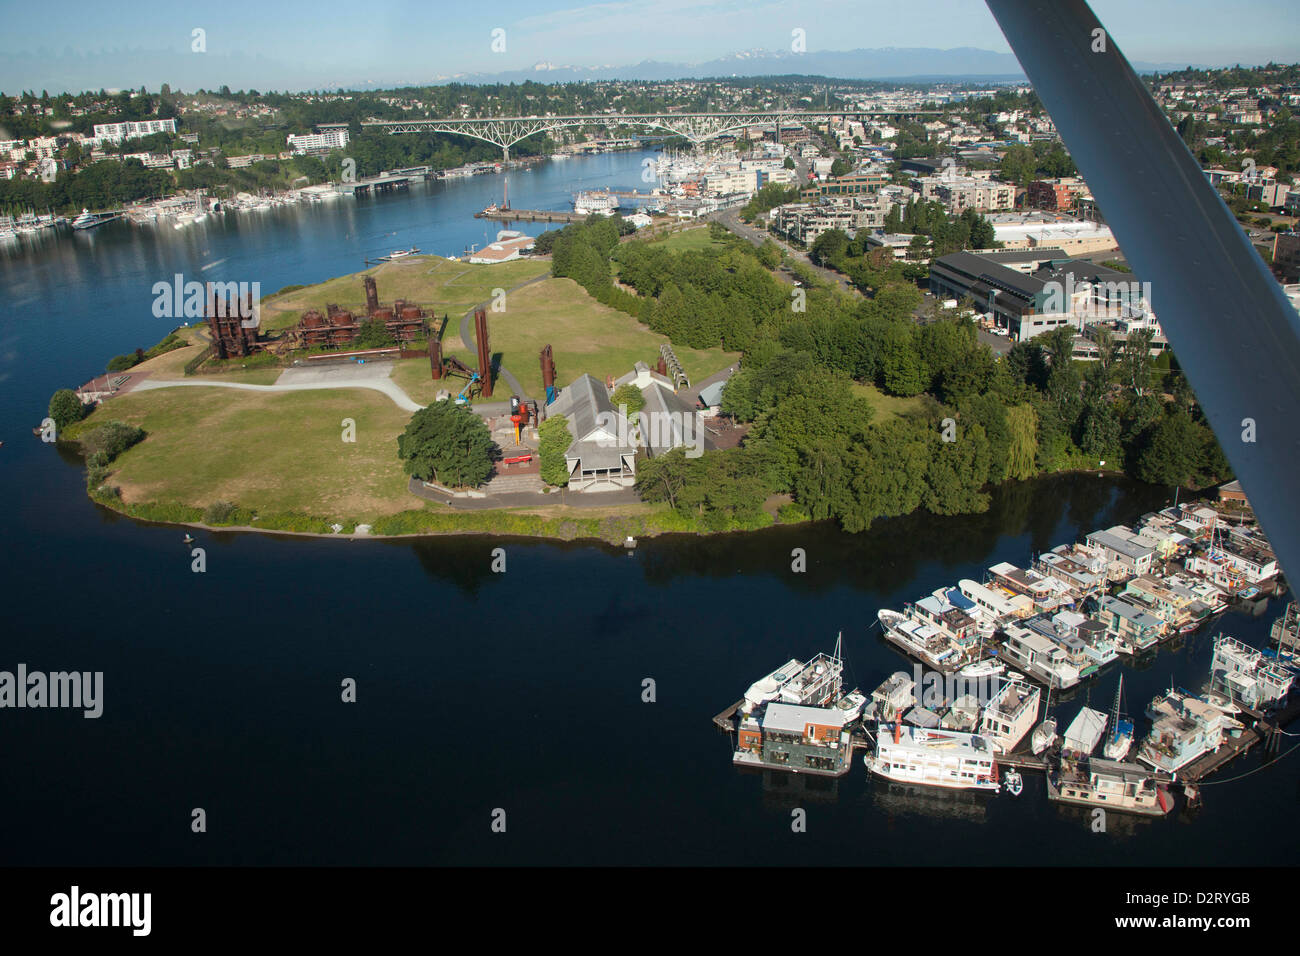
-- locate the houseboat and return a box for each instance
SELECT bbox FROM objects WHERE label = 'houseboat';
[978,678,1041,753]
[864,721,1001,792]
[1208,634,1293,710]
[1047,757,1172,817]
[1062,706,1108,756]
[877,608,965,672]
[999,624,1082,689]
[1137,689,1232,774]
[733,635,866,776]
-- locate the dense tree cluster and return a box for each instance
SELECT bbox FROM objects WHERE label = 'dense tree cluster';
[590,219,1233,532]
[397,402,495,489]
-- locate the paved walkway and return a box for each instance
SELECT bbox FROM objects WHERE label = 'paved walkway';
[136,360,422,412]
[409,476,640,510]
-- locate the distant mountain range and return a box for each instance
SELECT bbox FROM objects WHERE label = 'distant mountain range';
[419,47,1202,86]
[3,45,1211,96]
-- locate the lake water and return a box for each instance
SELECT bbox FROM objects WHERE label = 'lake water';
[1,151,1295,865]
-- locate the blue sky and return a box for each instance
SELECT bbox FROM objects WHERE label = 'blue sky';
[2,0,1297,92]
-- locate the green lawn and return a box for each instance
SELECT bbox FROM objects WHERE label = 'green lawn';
[260,255,550,332]
[851,382,933,425]
[650,226,727,254]
[420,276,739,399]
[82,387,415,521]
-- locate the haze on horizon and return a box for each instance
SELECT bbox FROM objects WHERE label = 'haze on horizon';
[2,0,1298,94]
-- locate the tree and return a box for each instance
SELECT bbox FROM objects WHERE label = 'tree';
[396,402,495,488]
[538,415,573,487]
[610,383,645,417]
[1135,410,1203,487]
[48,389,84,431]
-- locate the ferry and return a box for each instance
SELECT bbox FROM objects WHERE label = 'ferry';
[864,721,1001,792]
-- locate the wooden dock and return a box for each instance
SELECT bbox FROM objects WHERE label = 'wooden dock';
[475,208,587,223]
[713,700,743,732]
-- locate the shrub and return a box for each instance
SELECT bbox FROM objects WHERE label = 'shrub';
[48,389,88,432]
[84,421,146,462]
[106,354,138,372]
[204,500,237,524]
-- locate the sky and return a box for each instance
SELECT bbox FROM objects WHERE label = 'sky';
[1,0,1297,93]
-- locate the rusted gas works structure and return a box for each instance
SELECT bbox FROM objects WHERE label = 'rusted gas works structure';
[294,276,429,348]
[206,282,262,359]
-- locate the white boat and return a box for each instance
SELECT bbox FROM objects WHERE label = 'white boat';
[1031,717,1058,755]
[1003,768,1024,796]
[959,658,1005,680]
[71,208,110,231]
[865,721,1000,792]
[1102,675,1135,761]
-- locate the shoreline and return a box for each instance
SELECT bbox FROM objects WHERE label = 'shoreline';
[80,463,1186,546]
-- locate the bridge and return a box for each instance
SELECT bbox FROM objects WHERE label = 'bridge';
[357,109,943,160]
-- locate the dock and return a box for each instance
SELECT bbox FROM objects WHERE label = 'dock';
[713,700,743,732]
[339,174,414,197]
[475,207,588,223]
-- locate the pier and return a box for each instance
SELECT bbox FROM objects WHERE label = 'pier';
[339,174,414,197]
[476,207,588,223]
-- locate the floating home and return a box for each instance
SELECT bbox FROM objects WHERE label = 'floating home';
[1047,757,1172,817]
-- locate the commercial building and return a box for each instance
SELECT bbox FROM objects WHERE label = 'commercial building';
[929,251,1160,344]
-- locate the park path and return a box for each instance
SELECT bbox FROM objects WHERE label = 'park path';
[458,273,551,401]
[133,362,422,412]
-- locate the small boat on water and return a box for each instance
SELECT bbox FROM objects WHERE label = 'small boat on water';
[1031,681,1058,755]
[1102,675,1134,761]
[959,658,1005,680]
[1031,717,1058,755]
[1003,769,1023,796]
[384,247,420,260]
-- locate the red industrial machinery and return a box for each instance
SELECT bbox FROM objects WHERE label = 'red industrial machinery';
[510,395,523,445]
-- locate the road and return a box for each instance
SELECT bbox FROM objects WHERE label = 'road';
[712,207,861,296]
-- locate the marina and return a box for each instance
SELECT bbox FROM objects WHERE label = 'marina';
[717,488,1297,817]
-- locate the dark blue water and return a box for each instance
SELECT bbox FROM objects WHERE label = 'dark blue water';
[1,152,1296,865]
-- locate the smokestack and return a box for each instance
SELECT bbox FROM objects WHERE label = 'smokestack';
[364,276,379,316]
[474,308,493,397]
[429,338,444,380]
